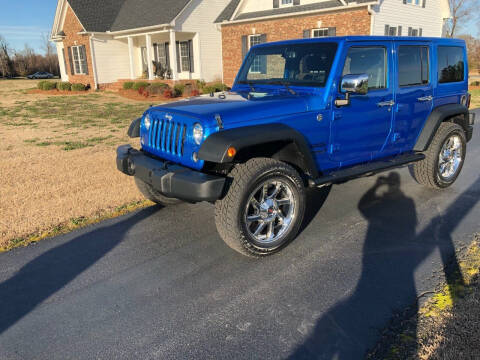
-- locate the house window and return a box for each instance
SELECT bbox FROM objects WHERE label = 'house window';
[156,43,168,68]
[71,45,88,75]
[179,41,190,72]
[249,35,263,73]
[312,28,329,38]
[280,0,293,6]
[406,0,421,5]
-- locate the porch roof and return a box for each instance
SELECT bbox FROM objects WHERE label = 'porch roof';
[67,0,191,32]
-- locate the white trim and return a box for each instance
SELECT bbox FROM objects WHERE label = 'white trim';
[311,28,329,38]
[145,34,154,80]
[368,4,375,35]
[71,45,88,75]
[220,3,377,25]
[279,0,294,8]
[231,0,248,20]
[113,29,170,40]
[171,0,196,27]
[89,36,99,89]
[106,24,171,35]
[169,30,178,80]
[127,36,136,79]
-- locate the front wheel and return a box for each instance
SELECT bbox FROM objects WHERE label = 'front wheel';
[410,122,466,189]
[215,158,306,257]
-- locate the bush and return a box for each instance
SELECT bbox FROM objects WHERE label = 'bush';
[173,83,185,97]
[133,81,149,91]
[202,82,229,94]
[163,89,173,98]
[147,82,169,95]
[71,83,86,91]
[190,89,200,97]
[196,79,206,90]
[471,81,480,87]
[57,82,72,91]
[123,81,134,90]
[38,81,57,91]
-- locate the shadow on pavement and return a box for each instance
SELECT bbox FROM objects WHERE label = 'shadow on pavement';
[290,173,479,360]
[0,206,160,335]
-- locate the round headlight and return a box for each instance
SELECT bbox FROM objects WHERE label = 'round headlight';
[144,114,151,130]
[193,123,204,145]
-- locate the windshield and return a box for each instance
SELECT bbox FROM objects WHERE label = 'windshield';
[237,42,338,88]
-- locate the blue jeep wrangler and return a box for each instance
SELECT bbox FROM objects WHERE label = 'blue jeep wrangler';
[117,36,475,257]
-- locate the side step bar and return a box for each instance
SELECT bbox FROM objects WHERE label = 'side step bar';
[310,153,425,187]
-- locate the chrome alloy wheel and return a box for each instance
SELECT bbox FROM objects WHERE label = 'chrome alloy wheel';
[438,135,463,181]
[244,179,296,245]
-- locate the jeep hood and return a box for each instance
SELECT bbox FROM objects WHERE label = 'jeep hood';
[148,92,312,128]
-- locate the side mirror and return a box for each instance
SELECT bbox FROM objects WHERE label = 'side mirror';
[336,74,369,107]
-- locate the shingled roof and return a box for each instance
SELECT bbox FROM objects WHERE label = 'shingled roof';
[215,0,376,23]
[67,0,192,32]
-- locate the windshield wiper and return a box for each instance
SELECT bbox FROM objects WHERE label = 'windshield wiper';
[268,81,297,95]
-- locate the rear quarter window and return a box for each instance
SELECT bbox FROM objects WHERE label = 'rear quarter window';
[437,46,465,83]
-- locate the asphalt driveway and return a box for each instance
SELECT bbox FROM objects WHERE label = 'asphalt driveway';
[1,110,479,360]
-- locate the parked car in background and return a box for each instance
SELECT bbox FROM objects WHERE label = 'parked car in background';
[28,72,55,79]
[117,36,474,257]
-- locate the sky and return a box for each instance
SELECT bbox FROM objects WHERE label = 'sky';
[0,0,478,54]
[0,1,58,54]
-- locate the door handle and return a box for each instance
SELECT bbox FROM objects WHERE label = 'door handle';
[417,95,433,102]
[377,100,395,107]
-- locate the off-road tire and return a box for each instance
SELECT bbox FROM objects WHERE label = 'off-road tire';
[134,178,183,206]
[215,158,306,257]
[410,122,466,189]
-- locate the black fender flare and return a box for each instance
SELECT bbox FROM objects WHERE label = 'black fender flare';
[127,117,141,138]
[414,104,469,151]
[198,123,319,178]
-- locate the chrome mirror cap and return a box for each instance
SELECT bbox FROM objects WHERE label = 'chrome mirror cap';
[340,74,369,95]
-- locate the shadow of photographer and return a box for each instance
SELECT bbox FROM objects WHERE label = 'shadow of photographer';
[290,172,478,359]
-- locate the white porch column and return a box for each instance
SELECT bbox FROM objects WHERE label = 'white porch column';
[127,36,135,80]
[145,34,154,80]
[168,30,178,80]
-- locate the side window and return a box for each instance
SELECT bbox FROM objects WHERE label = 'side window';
[438,46,464,83]
[398,46,429,87]
[342,47,387,90]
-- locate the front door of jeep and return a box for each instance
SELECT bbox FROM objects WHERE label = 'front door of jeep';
[330,43,394,166]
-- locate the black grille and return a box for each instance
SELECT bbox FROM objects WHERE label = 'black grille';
[148,119,187,157]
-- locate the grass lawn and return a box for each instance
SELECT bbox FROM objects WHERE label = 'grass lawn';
[0,80,153,250]
[470,89,480,108]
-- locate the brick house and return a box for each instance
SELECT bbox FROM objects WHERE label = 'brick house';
[216,0,452,86]
[50,0,230,89]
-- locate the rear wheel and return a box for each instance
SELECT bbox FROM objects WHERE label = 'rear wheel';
[134,178,183,206]
[215,158,306,257]
[410,122,466,189]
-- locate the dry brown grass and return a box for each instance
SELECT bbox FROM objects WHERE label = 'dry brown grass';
[0,79,156,250]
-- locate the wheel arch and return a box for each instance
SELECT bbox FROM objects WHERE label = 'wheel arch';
[414,103,469,152]
[198,124,319,179]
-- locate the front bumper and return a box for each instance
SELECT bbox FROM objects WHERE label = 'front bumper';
[116,145,226,202]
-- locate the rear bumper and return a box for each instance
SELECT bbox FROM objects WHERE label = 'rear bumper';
[116,145,226,203]
[467,112,475,142]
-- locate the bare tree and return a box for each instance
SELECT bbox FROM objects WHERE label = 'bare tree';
[0,35,14,78]
[41,33,58,74]
[459,34,480,71]
[446,0,475,37]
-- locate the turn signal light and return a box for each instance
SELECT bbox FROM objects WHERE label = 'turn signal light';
[227,147,237,158]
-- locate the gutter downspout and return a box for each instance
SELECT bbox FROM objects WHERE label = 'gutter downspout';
[89,35,99,90]
[367,4,375,36]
